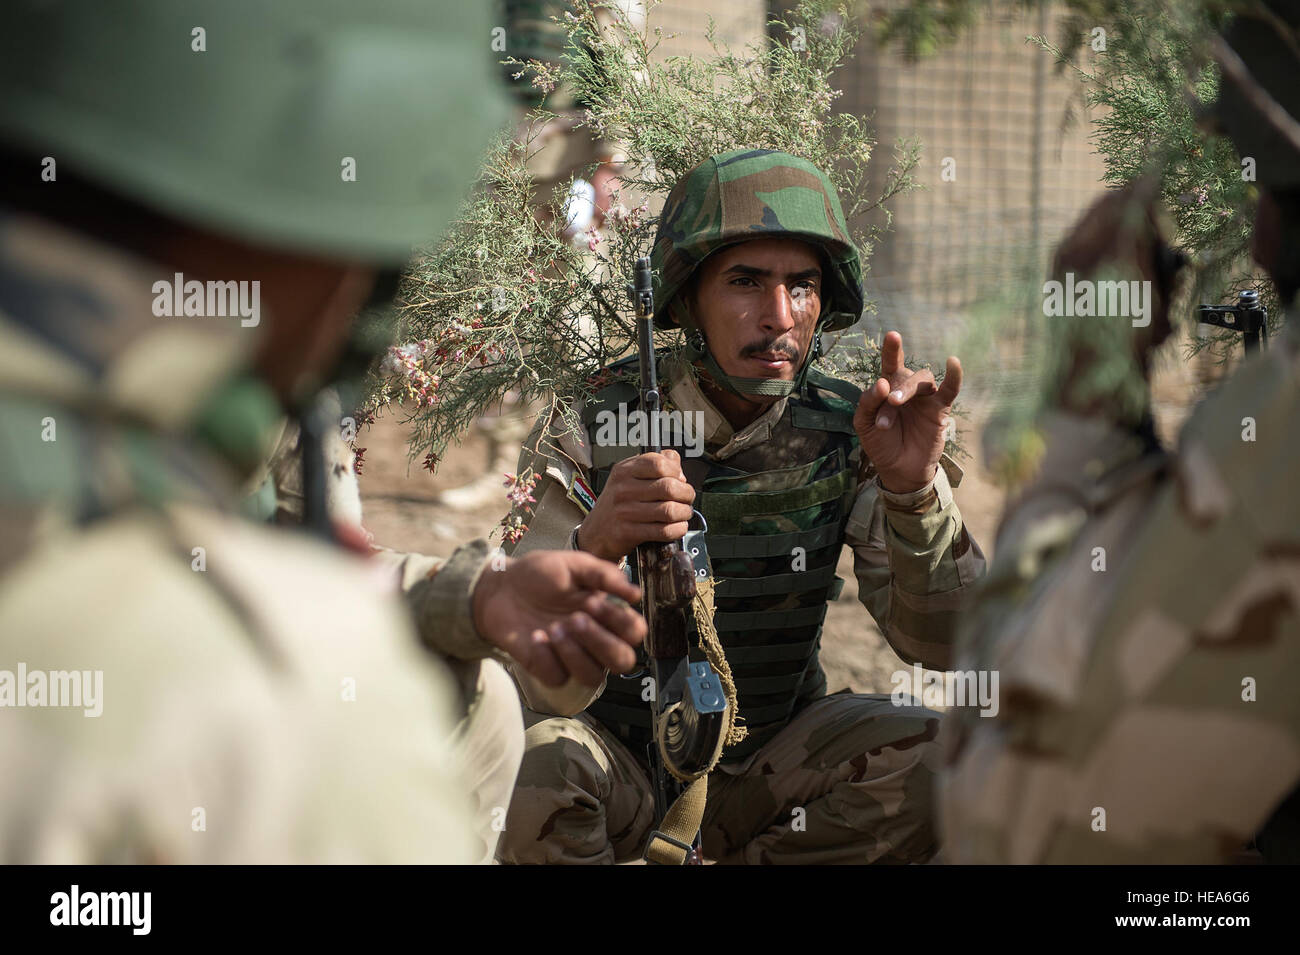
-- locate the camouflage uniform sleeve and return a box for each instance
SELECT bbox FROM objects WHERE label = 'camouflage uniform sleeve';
[845,452,986,670]
[504,408,610,717]
[369,539,508,663]
[941,335,1300,862]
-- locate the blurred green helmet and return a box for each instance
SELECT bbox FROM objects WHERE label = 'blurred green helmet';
[0,0,509,264]
[650,148,864,332]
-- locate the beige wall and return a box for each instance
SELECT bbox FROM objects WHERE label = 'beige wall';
[646,0,768,59]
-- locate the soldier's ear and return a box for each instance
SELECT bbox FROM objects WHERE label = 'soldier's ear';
[672,273,701,331]
[670,297,693,330]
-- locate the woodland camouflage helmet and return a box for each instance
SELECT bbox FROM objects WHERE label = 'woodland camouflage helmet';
[0,0,508,265]
[651,149,864,333]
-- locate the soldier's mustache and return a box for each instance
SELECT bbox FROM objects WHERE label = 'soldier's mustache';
[740,338,800,361]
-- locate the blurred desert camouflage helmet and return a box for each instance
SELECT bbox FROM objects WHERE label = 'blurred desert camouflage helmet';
[650,148,864,396]
[0,0,509,264]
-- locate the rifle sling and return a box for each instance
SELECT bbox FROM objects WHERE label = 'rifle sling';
[644,775,708,866]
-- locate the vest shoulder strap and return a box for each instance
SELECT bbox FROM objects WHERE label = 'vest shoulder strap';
[790,370,860,436]
[579,346,678,429]
[580,380,638,428]
[804,368,862,410]
[790,404,855,434]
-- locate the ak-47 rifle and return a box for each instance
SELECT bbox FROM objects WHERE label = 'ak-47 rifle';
[627,256,728,865]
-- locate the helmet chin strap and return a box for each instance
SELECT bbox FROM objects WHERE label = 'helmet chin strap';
[683,325,823,399]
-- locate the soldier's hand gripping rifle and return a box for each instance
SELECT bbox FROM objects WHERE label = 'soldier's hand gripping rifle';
[627,256,728,865]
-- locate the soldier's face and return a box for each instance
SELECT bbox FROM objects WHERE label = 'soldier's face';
[690,238,822,387]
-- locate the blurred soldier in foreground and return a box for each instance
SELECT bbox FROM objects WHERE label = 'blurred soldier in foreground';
[0,0,643,863]
[940,1,1300,863]
[499,149,986,864]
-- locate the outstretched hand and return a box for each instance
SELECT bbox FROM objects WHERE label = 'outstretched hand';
[472,550,647,688]
[853,331,962,494]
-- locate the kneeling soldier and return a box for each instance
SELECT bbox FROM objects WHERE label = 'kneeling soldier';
[498,150,986,864]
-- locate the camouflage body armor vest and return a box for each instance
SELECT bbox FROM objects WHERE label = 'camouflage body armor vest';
[582,357,861,765]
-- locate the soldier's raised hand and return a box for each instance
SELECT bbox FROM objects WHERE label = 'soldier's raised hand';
[574,449,696,563]
[471,550,647,687]
[854,331,962,494]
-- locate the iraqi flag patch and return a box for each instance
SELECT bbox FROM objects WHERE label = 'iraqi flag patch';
[566,472,597,514]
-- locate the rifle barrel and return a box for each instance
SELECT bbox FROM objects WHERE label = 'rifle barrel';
[633,256,661,453]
